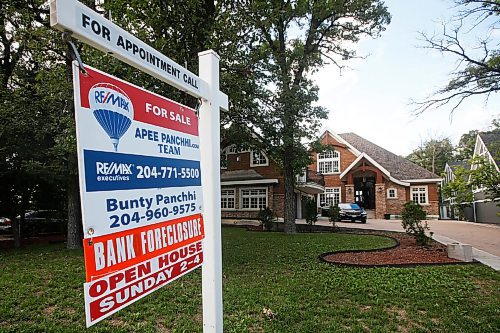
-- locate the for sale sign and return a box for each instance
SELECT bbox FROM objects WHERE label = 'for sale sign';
[73,64,204,327]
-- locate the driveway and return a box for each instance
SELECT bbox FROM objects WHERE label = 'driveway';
[314,217,500,257]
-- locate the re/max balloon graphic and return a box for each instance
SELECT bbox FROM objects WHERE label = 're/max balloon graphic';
[89,83,134,151]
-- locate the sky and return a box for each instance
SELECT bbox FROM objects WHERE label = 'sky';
[313,0,499,156]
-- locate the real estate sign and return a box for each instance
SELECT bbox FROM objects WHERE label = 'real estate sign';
[73,64,204,327]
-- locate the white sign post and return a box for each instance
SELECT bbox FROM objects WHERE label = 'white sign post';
[50,0,228,331]
[198,50,224,333]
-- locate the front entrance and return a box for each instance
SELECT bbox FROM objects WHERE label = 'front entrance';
[354,177,375,209]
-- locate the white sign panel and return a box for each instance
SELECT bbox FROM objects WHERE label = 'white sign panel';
[73,63,205,327]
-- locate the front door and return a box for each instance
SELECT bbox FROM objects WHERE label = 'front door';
[354,177,375,209]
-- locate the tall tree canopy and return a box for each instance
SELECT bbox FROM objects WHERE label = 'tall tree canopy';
[406,137,454,175]
[1,1,391,244]
[415,0,500,113]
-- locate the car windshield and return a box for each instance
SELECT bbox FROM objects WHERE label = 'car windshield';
[339,203,361,210]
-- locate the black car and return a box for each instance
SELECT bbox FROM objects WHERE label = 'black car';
[338,203,367,223]
[321,203,367,223]
[19,210,67,236]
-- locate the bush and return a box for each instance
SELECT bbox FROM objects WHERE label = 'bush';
[401,201,429,246]
[258,207,275,231]
[304,198,318,225]
[329,204,340,227]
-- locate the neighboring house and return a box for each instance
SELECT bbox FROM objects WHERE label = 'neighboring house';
[440,161,469,220]
[220,129,442,220]
[462,131,500,224]
[310,130,441,219]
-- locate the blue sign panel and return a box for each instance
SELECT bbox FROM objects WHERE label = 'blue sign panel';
[84,150,201,191]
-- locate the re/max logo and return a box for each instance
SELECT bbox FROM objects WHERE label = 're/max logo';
[94,90,130,111]
[96,162,133,175]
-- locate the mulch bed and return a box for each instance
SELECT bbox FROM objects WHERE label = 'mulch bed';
[320,232,471,267]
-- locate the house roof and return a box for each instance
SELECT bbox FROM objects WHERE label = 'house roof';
[478,131,500,166]
[446,161,470,181]
[447,161,469,171]
[338,133,441,181]
[220,170,264,181]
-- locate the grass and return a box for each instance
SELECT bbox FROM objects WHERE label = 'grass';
[0,227,498,332]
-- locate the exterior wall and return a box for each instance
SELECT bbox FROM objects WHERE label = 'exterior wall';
[308,133,358,188]
[221,184,283,219]
[374,183,386,219]
[224,151,285,194]
[404,183,440,217]
[309,132,358,204]
[345,184,355,203]
[273,193,285,218]
[384,182,407,216]
[463,192,500,224]
[221,149,285,219]
[424,183,439,217]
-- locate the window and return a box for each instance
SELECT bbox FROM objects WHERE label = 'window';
[411,186,428,204]
[319,188,341,207]
[250,150,269,167]
[317,150,340,174]
[387,188,397,199]
[241,188,267,209]
[221,189,235,209]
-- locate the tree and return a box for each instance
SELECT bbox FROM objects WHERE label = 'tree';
[469,156,500,204]
[228,1,390,233]
[0,0,100,249]
[455,129,479,161]
[401,201,429,246]
[0,0,69,247]
[407,137,454,174]
[441,165,473,220]
[415,0,500,114]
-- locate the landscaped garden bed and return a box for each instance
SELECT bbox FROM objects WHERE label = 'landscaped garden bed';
[320,231,470,267]
[0,227,498,332]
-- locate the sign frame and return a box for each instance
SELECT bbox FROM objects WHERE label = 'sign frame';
[50,1,228,331]
[50,0,209,99]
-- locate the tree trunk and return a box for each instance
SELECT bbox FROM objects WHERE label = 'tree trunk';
[431,145,436,174]
[66,152,83,249]
[64,37,83,249]
[11,218,20,248]
[283,154,296,234]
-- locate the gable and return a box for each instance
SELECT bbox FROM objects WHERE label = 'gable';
[475,132,500,169]
[338,132,441,181]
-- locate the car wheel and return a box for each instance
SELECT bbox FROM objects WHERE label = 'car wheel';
[360,218,367,224]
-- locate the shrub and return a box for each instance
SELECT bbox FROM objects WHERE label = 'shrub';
[304,198,318,225]
[258,207,275,231]
[401,201,429,246]
[329,204,340,227]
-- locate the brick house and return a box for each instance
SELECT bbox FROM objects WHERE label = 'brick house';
[220,129,441,220]
[310,130,441,219]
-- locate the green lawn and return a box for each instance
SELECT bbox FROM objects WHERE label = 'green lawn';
[0,227,498,332]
